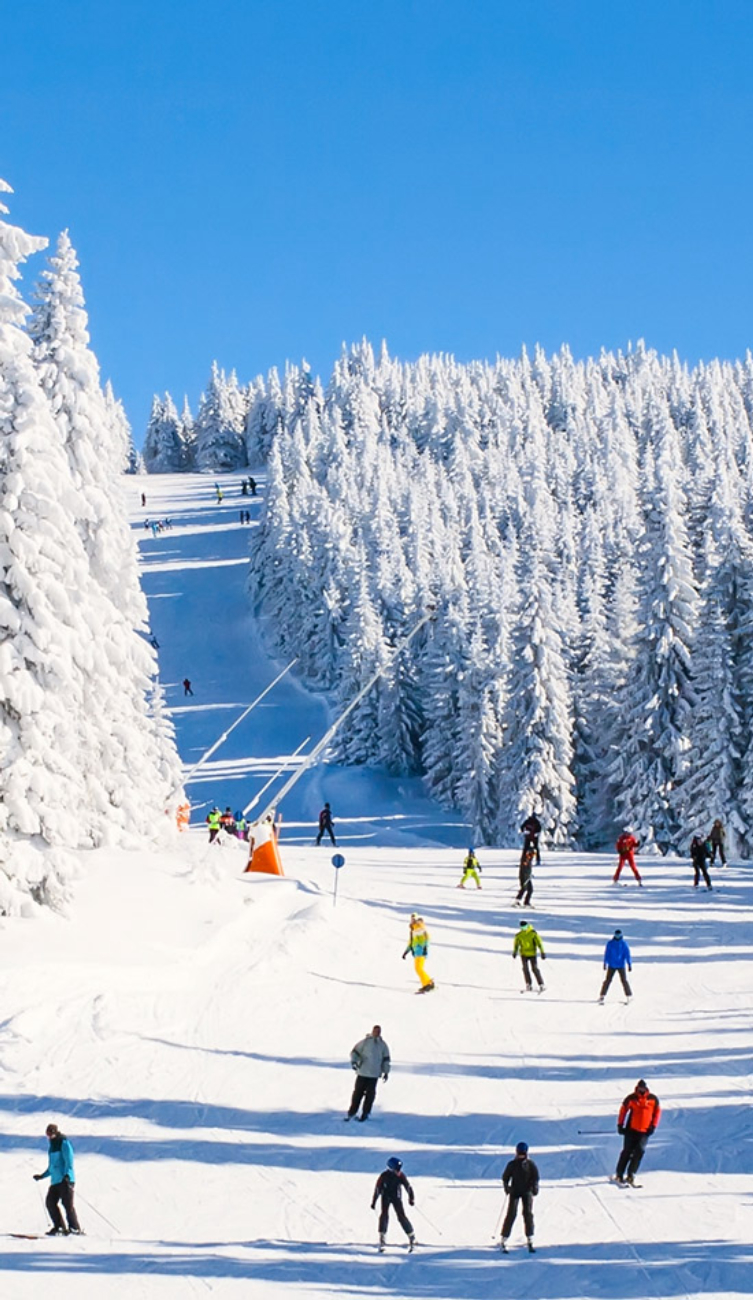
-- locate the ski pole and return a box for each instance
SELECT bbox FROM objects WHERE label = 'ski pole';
[413,1204,443,1237]
[577,1130,614,1135]
[76,1191,119,1235]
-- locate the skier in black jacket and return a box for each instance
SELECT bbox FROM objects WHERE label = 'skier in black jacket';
[520,814,542,865]
[500,1141,539,1253]
[371,1157,415,1251]
[690,835,713,890]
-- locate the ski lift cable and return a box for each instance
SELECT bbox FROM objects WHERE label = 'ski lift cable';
[173,657,299,799]
[242,735,311,818]
[256,607,436,824]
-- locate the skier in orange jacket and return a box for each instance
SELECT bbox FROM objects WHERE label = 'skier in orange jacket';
[613,1079,661,1184]
[614,831,641,885]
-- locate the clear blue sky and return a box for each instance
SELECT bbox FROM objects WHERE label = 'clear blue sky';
[4,0,753,441]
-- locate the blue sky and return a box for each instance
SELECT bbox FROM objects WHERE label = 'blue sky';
[3,0,753,441]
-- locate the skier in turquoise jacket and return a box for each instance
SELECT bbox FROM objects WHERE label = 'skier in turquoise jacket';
[33,1123,82,1235]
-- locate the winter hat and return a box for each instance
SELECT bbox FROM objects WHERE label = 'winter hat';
[387,1157,403,1172]
[613,929,623,938]
[516,1141,529,1155]
[519,920,529,927]
[635,1079,648,1092]
[468,846,475,854]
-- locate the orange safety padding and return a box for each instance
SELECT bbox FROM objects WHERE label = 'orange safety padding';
[245,829,284,876]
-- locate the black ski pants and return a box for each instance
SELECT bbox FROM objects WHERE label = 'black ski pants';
[710,841,726,866]
[46,1181,81,1233]
[316,824,336,846]
[616,1129,650,1180]
[502,1192,534,1240]
[348,1074,378,1119]
[521,956,543,988]
[693,859,712,888]
[516,879,533,905]
[378,1195,413,1238]
[600,966,632,998]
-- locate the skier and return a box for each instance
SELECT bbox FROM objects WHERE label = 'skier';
[141,492,146,507]
[220,807,236,836]
[149,633,160,649]
[403,914,435,993]
[514,847,535,907]
[183,678,194,697]
[690,834,713,890]
[614,830,641,885]
[316,802,337,846]
[241,478,249,496]
[345,1025,390,1122]
[513,920,546,993]
[216,488,223,503]
[457,847,482,889]
[249,475,257,495]
[371,1157,415,1252]
[612,1079,661,1185]
[599,928,632,1003]
[33,1123,82,1236]
[709,819,727,866]
[499,1141,539,1253]
[206,808,222,845]
[520,813,542,865]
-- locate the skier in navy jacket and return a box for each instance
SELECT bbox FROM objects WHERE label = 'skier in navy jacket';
[371,1157,415,1250]
[33,1123,82,1235]
[598,929,632,1003]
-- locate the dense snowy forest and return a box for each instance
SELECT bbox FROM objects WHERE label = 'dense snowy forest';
[0,181,182,912]
[151,343,753,855]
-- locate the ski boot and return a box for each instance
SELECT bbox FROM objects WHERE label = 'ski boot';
[500,1238,509,1253]
[626,1175,636,1186]
[527,1239,536,1253]
[378,1233,386,1253]
[408,1233,416,1252]
[46,1227,68,1236]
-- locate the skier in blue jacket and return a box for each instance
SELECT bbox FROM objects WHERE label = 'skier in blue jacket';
[33,1123,82,1235]
[598,929,632,1003]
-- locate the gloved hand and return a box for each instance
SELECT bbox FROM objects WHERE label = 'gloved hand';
[618,1125,625,1135]
[32,1174,43,1181]
[402,951,408,960]
[647,1127,655,1136]
[370,1202,376,1211]
[62,1176,71,1185]
[352,1064,359,1072]
[409,1196,415,1207]
[628,966,632,972]
[381,1073,389,1082]
[541,953,547,960]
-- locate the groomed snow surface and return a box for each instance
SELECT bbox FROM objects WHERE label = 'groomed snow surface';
[0,473,750,1299]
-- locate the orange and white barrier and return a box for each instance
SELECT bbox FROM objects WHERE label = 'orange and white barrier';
[245,816,284,876]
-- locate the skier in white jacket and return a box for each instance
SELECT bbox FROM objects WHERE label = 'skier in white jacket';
[344,1025,391,1122]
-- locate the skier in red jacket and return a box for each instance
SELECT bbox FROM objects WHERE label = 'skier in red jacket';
[614,831,641,885]
[612,1079,661,1184]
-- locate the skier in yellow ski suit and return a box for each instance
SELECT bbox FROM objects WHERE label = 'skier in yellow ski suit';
[403,915,435,993]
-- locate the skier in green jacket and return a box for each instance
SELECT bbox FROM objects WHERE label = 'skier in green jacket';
[512,921,546,993]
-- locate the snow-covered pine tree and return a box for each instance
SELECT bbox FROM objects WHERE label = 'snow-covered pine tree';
[143,392,188,472]
[194,361,247,470]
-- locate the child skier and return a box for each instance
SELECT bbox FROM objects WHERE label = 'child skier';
[512,920,546,992]
[599,929,632,1002]
[690,834,713,890]
[614,830,641,884]
[457,847,482,889]
[500,1141,539,1253]
[514,848,535,907]
[612,1079,661,1185]
[371,1157,415,1252]
[403,915,435,993]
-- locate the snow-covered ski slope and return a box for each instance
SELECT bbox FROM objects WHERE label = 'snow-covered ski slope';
[0,472,749,1300]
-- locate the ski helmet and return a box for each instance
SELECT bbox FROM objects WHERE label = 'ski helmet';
[516,1141,529,1155]
[387,1157,403,1172]
[613,929,623,938]
[468,846,475,854]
